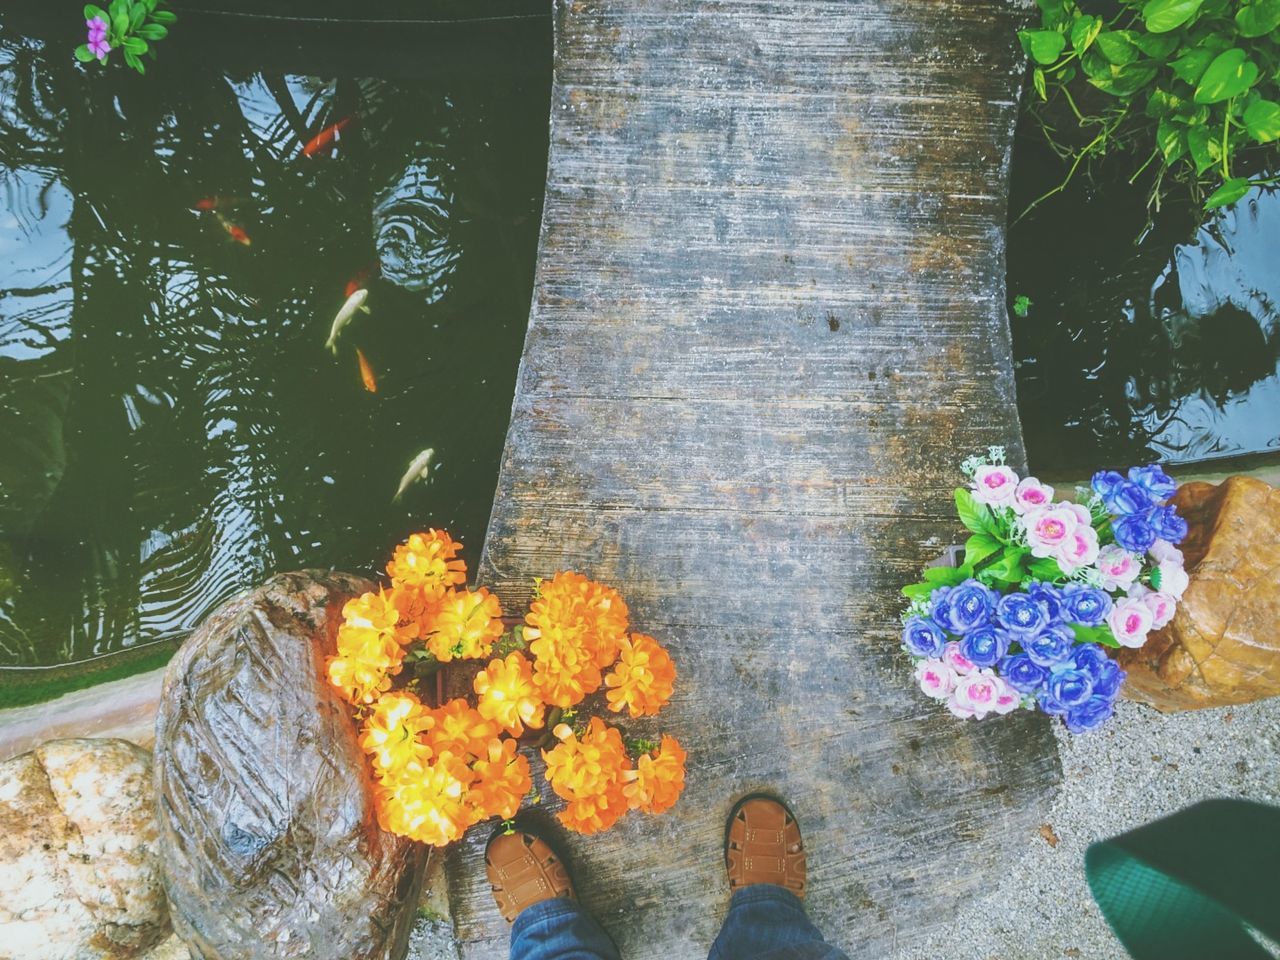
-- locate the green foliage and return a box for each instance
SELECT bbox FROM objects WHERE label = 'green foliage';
[1019,0,1280,216]
[1072,622,1121,647]
[74,0,175,75]
[1012,293,1033,317]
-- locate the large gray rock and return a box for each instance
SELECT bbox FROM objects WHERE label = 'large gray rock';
[0,737,171,959]
[154,571,428,960]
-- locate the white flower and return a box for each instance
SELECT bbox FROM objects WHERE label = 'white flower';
[1157,560,1189,600]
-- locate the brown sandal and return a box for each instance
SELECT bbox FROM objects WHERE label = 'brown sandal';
[725,795,808,898]
[485,829,576,922]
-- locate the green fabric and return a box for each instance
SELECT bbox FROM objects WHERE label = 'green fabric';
[1085,799,1280,960]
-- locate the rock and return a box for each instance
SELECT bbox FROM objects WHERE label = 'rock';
[154,571,428,960]
[0,737,171,959]
[1117,476,1280,711]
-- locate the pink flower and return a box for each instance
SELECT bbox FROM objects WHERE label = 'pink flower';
[915,659,957,700]
[1012,477,1055,514]
[1157,560,1189,600]
[1149,539,1184,565]
[1095,544,1142,591]
[972,465,1019,507]
[947,695,977,719]
[1107,597,1155,649]
[1128,585,1177,629]
[942,641,977,677]
[991,676,1023,715]
[953,670,1003,719]
[1022,504,1081,558]
[1056,524,1100,574]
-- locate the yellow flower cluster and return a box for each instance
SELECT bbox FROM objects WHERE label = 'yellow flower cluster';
[326,531,686,845]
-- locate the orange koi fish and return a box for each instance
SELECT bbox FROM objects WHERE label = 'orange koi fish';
[356,348,377,393]
[215,213,251,246]
[345,265,374,299]
[302,117,352,158]
[193,196,242,211]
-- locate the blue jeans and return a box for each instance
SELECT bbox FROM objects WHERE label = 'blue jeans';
[510,884,848,960]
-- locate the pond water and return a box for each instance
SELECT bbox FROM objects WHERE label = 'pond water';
[1008,129,1280,479]
[0,9,551,681]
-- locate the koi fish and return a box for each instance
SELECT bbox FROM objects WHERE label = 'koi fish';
[193,196,242,211]
[214,212,251,246]
[345,265,374,299]
[324,288,370,354]
[393,448,435,502]
[302,117,352,158]
[356,348,377,393]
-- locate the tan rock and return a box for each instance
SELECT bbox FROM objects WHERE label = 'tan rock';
[1117,475,1280,710]
[0,738,171,959]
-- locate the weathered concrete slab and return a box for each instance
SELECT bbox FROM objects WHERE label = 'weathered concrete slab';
[450,0,1060,956]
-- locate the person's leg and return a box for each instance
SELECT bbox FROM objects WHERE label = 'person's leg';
[486,829,621,960]
[710,796,850,960]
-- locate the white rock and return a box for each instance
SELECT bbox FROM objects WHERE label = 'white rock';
[0,738,171,959]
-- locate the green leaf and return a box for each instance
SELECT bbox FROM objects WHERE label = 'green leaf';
[923,565,968,588]
[1096,30,1140,65]
[1186,124,1217,173]
[1033,66,1048,101]
[1072,623,1120,648]
[902,582,934,600]
[955,488,994,535]
[1132,32,1180,58]
[122,36,148,54]
[1237,0,1280,37]
[151,8,176,22]
[136,23,167,40]
[73,43,95,63]
[1171,46,1215,84]
[129,2,146,29]
[1194,49,1259,104]
[1071,15,1103,54]
[980,548,1029,585]
[1244,98,1280,143]
[1028,557,1066,581]
[108,0,126,18]
[1090,61,1159,97]
[1020,29,1068,65]
[84,4,107,19]
[1204,178,1251,209]
[1157,117,1188,161]
[1013,294,1033,317]
[123,48,144,73]
[964,533,1002,568]
[112,11,129,37]
[1142,0,1204,32]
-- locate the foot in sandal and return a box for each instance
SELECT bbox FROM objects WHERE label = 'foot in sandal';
[724,794,808,899]
[485,827,576,923]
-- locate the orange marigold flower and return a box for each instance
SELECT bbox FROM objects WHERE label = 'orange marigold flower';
[341,589,415,645]
[359,691,433,775]
[374,752,477,847]
[326,653,394,706]
[542,717,632,817]
[426,698,499,760]
[623,735,686,815]
[386,530,467,602]
[526,572,629,670]
[559,786,630,835]
[604,633,677,718]
[529,625,602,709]
[469,737,532,821]
[473,652,546,736]
[426,587,504,662]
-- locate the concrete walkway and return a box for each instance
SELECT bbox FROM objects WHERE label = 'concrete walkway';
[450,0,1058,957]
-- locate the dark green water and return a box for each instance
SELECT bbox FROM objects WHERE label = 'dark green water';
[1008,126,1280,478]
[0,10,551,682]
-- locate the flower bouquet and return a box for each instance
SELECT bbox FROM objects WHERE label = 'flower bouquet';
[327,530,686,846]
[899,449,1189,733]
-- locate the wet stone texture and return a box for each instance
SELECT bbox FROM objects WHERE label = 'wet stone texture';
[450,0,1060,957]
[153,571,428,960]
[1118,476,1280,710]
[0,737,170,960]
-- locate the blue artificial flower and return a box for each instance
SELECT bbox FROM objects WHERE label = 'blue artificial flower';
[1026,581,1065,624]
[996,592,1050,636]
[959,625,1011,668]
[1071,642,1109,678]
[1091,470,1126,499]
[1128,464,1177,501]
[1023,623,1076,667]
[1148,504,1188,544]
[1103,479,1153,517]
[1047,667,1094,708]
[1036,687,1070,716]
[1065,695,1115,733]
[1061,583,1113,627]
[934,579,997,635]
[1112,513,1157,553]
[999,653,1048,694]
[1092,660,1125,700]
[902,617,946,658]
[928,586,952,622]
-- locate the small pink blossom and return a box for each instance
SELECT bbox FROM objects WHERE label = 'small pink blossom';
[1128,584,1178,629]
[971,464,1019,507]
[915,659,957,700]
[1157,560,1189,600]
[991,676,1023,715]
[1107,597,1155,649]
[942,641,977,677]
[1055,524,1100,573]
[1095,544,1142,591]
[1012,477,1055,514]
[947,695,977,719]
[952,670,1003,719]
[1022,504,1081,558]
[1149,539,1184,565]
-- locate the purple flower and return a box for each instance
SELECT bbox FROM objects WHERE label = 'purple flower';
[1047,667,1094,708]
[1026,582,1065,624]
[1112,513,1157,553]
[88,36,111,58]
[1036,687,1070,716]
[1091,470,1126,499]
[996,592,1049,637]
[1065,695,1116,733]
[934,579,997,635]
[902,617,946,658]
[1103,480,1153,517]
[1023,623,1076,667]
[1148,505,1188,544]
[86,16,110,59]
[959,625,1011,668]
[1061,583,1112,627]
[1092,660,1125,700]
[1071,642,1109,678]
[999,653,1048,694]
[1128,464,1177,501]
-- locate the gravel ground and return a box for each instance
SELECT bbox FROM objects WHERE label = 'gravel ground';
[892,695,1280,960]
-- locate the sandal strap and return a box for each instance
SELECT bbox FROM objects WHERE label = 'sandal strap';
[726,797,808,897]
[486,832,575,922]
